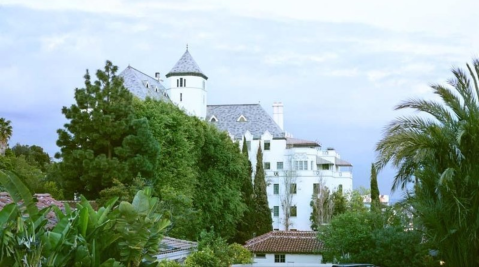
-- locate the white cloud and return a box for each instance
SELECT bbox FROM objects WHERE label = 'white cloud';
[263,51,337,66]
[323,68,359,77]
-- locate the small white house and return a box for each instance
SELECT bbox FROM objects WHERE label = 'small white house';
[244,231,323,265]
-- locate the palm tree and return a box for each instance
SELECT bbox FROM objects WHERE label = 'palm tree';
[0,117,12,156]
[376,59,479,266]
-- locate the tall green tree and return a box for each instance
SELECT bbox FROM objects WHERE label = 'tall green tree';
[194,124,247,240]
[332,184,347,216]
[253,142,272,236]
[56,61,159,199]
[370,163,380,212]
[376,58,479,266]
[233,137,255,244]
[0,117,12,156]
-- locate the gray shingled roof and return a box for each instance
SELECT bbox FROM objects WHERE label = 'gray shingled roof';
[165,50,208,80]
[336,158,353,167]
[286,137,320,147]
[206,104,284,140]
[119,66,171,102]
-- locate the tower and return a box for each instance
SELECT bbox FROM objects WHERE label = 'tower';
[166,47,208,120]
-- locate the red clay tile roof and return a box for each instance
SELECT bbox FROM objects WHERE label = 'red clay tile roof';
[244,231,323,254]
[0,192,65,229]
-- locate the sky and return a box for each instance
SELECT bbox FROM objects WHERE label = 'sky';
[1,0,478,200]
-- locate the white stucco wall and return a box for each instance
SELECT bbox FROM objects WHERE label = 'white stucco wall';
[167,75,207,120]
[253,253,322,264]
[241,137,353,231]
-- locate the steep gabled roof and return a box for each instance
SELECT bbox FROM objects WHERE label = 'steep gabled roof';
[245,231,323,254]
[166,50,208,80]
[206,104,284,140]
[119,66,171,102]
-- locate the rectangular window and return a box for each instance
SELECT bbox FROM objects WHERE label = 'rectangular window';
[290,183,297,194]
[313,183,320,194]
[184,79,186,87]
[180,78,183,87]
[311,161,314,170]
[290,206,297,217]
[277,162,283,170]
[275,254,285,263]
[273,206,279,217]
[264,162,271,170]
[177,79,179,87]
[264,141,270,151]
[180,93,182,102]
[294,160,308,170]
[274,184,279,194]
[322,164,330,170]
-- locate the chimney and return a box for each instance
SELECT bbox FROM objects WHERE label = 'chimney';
[155,72,160,81]
[273,102,284,131]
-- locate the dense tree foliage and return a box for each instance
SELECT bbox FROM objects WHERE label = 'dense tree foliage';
[0,142,63,198]
[194,123,247,239]
[332,184,347,215]
[11,143,51,172]
[370,163,380,212]
[253,142,272,236]
[0,117,12,156]
[319,207,431,267]
[56,61,159,199]
[233,137,255,244]
[376,59,479,266]
[133,99,249,240]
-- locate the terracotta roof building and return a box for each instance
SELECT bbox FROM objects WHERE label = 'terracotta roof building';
[0,192,65,229]
[244,231,324,264]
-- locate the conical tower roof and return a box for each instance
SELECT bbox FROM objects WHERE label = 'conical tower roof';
[166,49,208,80]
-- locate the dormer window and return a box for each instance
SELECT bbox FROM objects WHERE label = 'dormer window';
[237,115,247,122]
[209,115,218,122]
[143,80,149,88]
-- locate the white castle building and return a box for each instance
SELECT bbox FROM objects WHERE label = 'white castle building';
[119,48,353,231]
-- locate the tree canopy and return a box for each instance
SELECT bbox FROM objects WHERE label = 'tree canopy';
[56,61,159,199]
[376,58,479,266]
[253,142,272,236]
[0,117,12,156]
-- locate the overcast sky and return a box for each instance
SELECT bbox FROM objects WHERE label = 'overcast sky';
[1,0,478,200]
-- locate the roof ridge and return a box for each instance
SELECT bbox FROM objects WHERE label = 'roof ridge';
[207,104,260,107]
[126,65,163,83]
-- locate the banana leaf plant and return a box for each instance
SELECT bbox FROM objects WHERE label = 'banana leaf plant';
[0,169,170,266]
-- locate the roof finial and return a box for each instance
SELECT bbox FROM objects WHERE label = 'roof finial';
[186,43,188,51]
